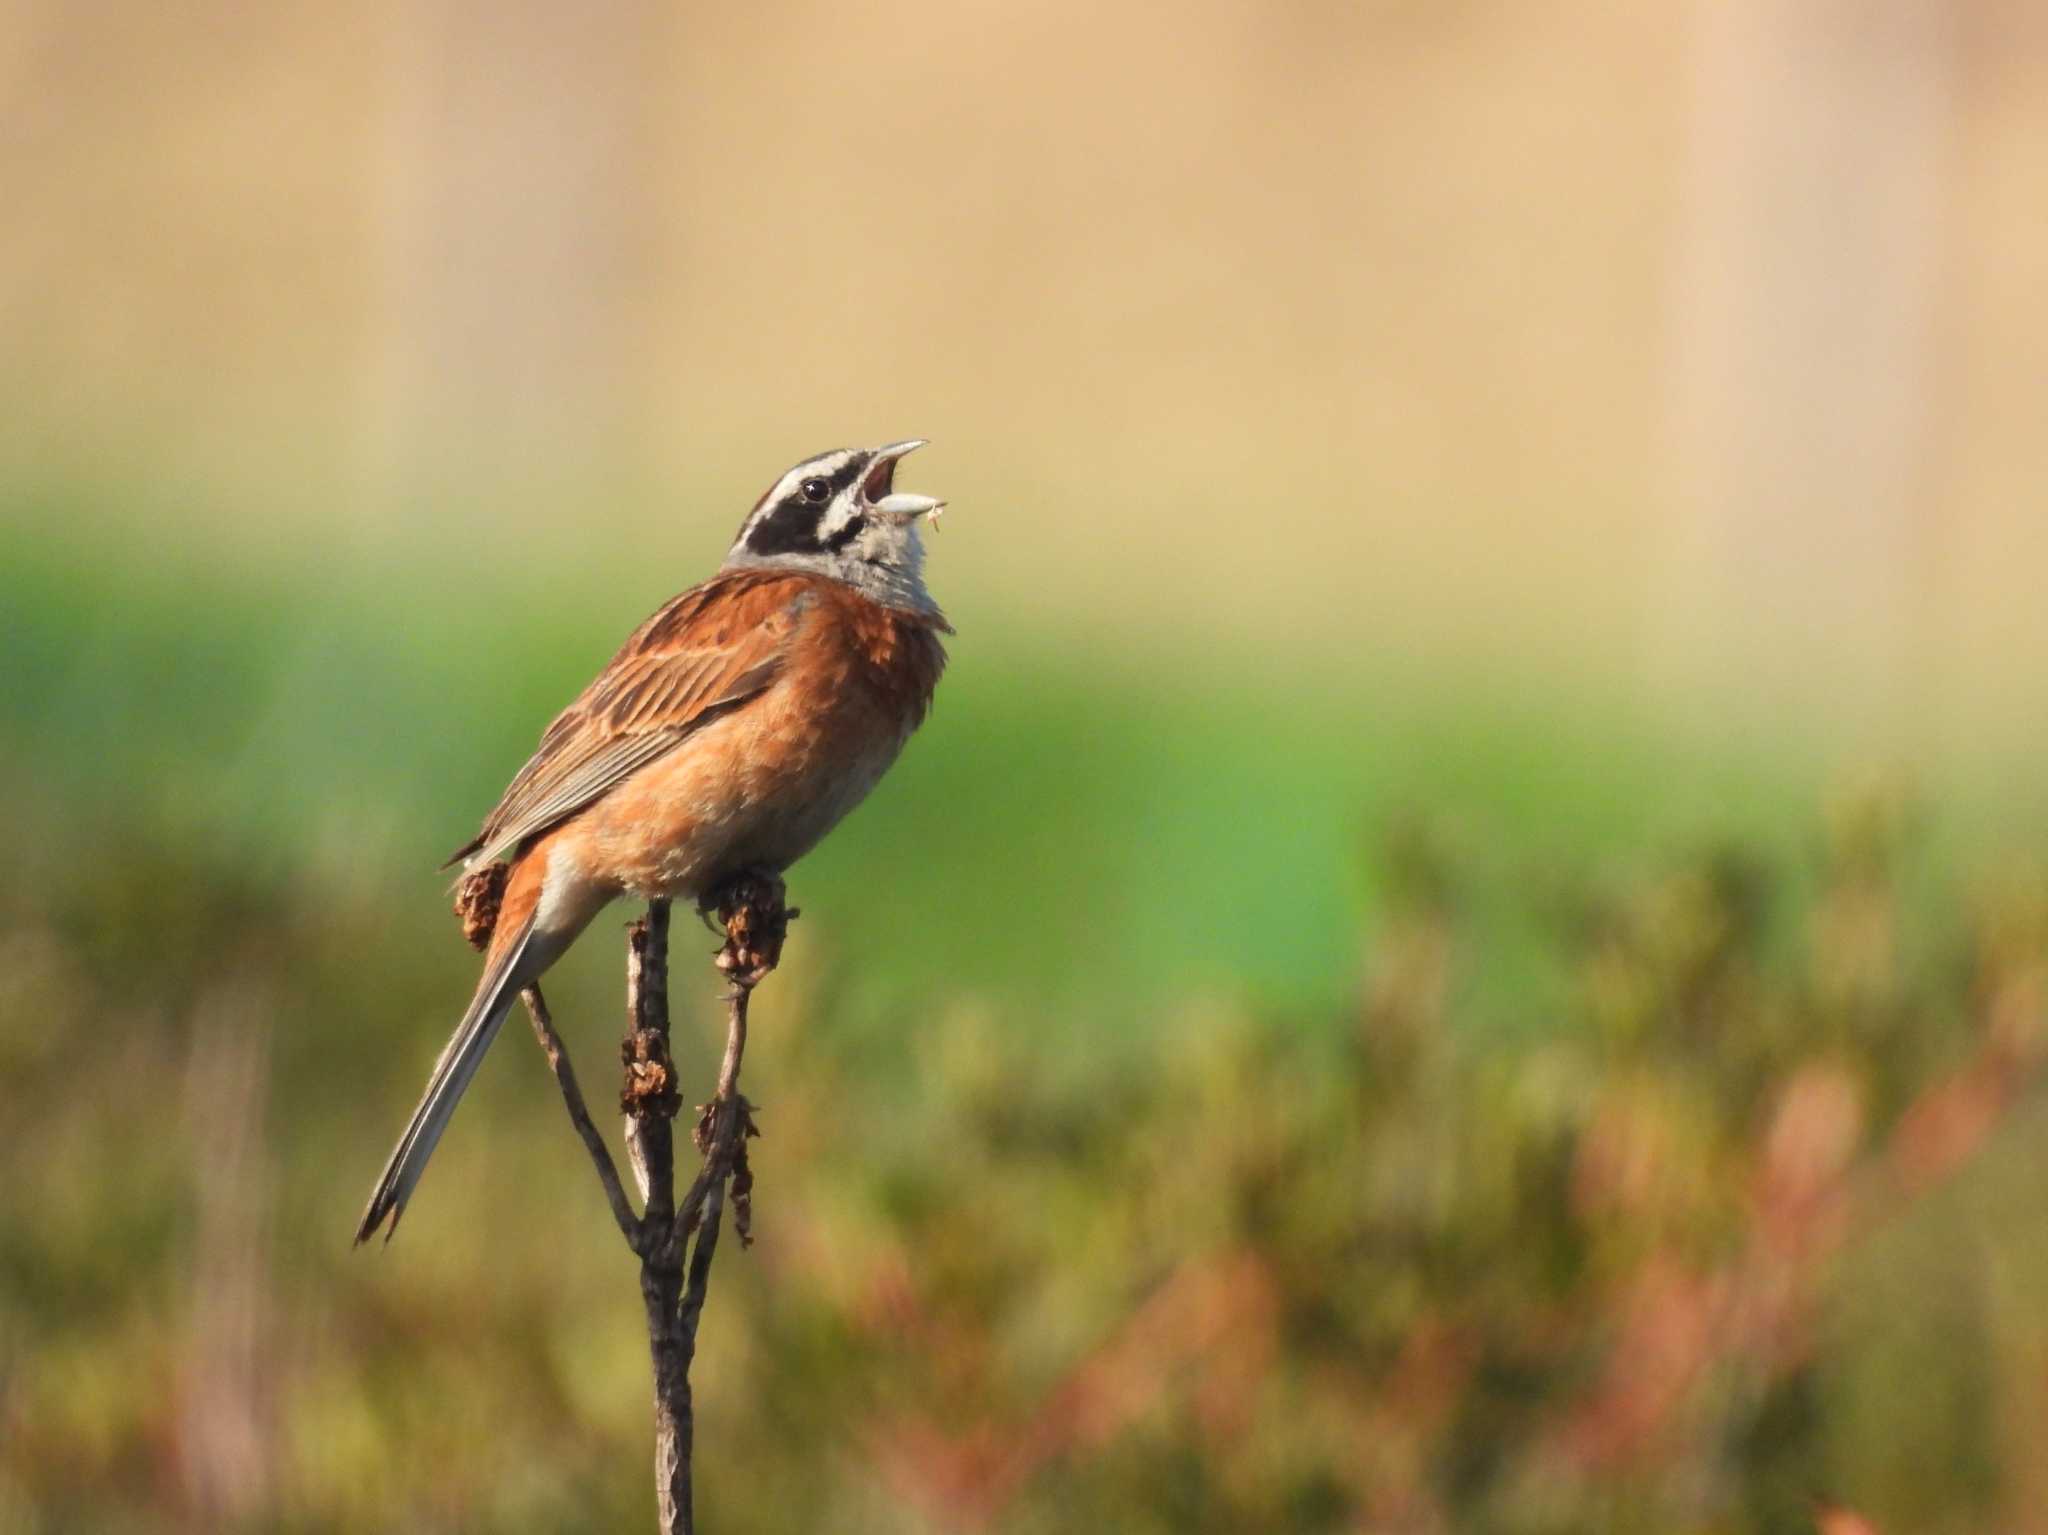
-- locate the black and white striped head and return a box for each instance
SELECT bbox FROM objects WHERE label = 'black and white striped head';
[722,440,945,616]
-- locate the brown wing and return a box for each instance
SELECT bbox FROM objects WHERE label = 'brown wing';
[446,572,818,870]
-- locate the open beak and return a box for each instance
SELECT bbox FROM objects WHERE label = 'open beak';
[863,439,945,525]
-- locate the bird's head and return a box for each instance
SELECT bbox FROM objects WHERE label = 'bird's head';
[722,440,946,617]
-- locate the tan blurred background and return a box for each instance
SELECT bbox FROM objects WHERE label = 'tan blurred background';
[6,4,2048,1533]
[7,0,2045,741]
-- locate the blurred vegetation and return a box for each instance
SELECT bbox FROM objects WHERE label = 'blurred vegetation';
[3,538,2045,1530]
[6,2,2048,1526]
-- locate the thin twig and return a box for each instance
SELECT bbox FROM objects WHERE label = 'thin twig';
[522,877,787,1535]
[715,980,749,1101]
[621,901,691,1532]
[624,904,676,1218]
[678,1177,727,1358]
[522,983,641,1247]
[623,903,680,1257]
[664,976,757,1260]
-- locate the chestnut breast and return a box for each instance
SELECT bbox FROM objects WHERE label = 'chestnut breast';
[579,578,947,900]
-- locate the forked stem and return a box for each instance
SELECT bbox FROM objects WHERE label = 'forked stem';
[528,877,790,1535]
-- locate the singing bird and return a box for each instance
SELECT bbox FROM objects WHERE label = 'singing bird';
[356,441,950,1243]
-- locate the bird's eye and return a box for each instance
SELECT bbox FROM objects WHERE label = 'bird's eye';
[801,477,830,503]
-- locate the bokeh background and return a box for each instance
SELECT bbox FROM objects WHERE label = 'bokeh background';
[5,1,2047,1531]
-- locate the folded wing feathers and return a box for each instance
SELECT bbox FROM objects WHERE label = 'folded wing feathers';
[466,732,690,868]
[452,580,803,873]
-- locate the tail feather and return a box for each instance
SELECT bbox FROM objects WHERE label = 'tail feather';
[355,912,540,1245]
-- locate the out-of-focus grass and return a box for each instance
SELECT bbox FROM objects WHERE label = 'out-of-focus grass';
[11,495,2031,1048]
[3,744,2045,1532]
[6,484,2048,1533]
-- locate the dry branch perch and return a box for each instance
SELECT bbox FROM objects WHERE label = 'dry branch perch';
[522,984,641,1248]
[664,873,786,1261]
[511,877,789,1535]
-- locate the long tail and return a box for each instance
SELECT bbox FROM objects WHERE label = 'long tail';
[355,908,541,1245]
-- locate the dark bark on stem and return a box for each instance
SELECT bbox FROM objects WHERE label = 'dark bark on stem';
[642,1240,690,1532]
[623,900,691,1532]
[527,880,789,1535]
[624,905,677,1230]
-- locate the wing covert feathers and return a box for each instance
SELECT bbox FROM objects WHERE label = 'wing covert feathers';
[451,573,811,871]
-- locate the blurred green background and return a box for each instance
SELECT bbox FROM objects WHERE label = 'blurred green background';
[5,2,2048,1531]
